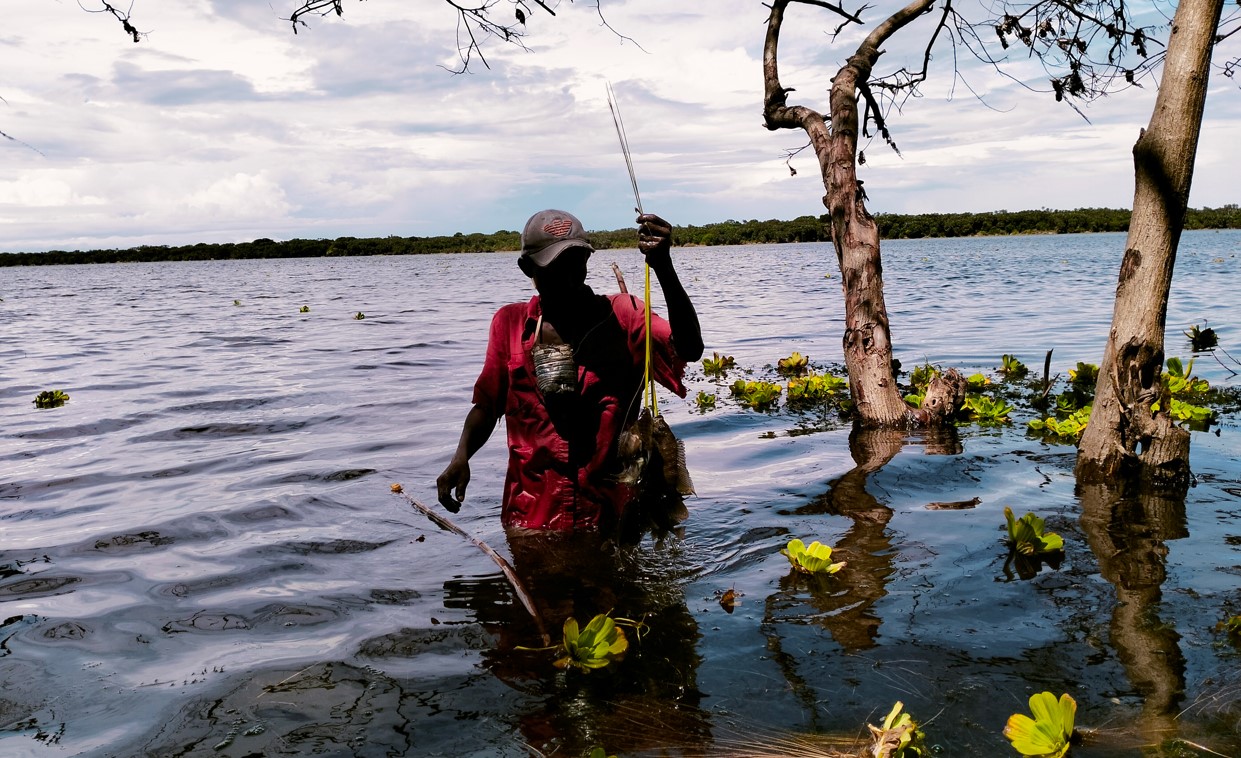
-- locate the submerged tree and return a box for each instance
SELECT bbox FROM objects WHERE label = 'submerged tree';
[763,0,948,427]
[760,0,1236,449]
[1075,0,1226,487]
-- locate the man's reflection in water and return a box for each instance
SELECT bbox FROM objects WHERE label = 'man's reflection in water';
[443,531,709,756]
[1079,482,1187,747]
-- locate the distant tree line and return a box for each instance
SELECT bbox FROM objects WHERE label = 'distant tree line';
[3,205,1239,266]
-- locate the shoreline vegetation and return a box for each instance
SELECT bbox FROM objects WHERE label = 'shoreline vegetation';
[3,205,1238,267]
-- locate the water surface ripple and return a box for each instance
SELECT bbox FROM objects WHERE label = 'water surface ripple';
[2,232,1240,756]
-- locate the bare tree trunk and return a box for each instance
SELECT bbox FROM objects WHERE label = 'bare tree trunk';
[1075,0,1224,487]
[762,0,963,427]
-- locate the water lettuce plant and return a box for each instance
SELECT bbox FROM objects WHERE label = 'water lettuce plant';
[33,390,70,408]
[1028,406,1091,443]
[964,394,1015,424]
[776,351,809,375]
[999,354,1030,379]
[868,701,927,758]
[782,538,846,575]
[1219,614,1241,642]
[908,362,941,393]
[702,352,736,378]
[1068,362,1098,388]
[1054,393,1081,414]
[1184,323,1218,352]
[1004,507,1064,556]
[1163,357,1209,396]
[1003,691,1076,758]
[786,372,848,406]
[1164,397,1215,425]
[300,305,310,313]
[554,613,629,671]
[1144,358,1216,428]
[694,391,717,412]
[354,312,366,320]
[965,372,991,392]
[730,379,782,411]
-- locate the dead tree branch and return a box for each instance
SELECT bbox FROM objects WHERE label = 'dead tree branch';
[81,1,144,42]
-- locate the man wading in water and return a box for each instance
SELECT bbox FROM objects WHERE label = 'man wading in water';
[437,209,703,532]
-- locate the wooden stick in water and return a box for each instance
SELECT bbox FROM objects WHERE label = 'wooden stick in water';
[390,483,551,646]
[1040,348,1054,400]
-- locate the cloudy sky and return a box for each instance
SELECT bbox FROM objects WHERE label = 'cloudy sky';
[3,0,1238,253]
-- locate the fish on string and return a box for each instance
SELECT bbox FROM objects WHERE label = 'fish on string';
[606,82,695,541]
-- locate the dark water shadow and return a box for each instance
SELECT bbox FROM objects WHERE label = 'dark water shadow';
[435,532,712,757]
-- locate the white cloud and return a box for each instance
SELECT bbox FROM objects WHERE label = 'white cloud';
[182,171,294,217]
[0,0,1237,253]
[0,172,106,208]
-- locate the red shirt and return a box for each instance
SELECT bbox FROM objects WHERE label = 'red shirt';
[472,290,687,531]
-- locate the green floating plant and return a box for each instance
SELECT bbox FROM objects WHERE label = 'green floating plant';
[1184,324,1218,352]
[1150,358,1215,428]
[1163,357,1209,396]
[33,390,70,409]
[233,299,241,306]
[1028,406,1091,443]
[354,312,366,320]
[1004,507,1064,556]
[554,613,629,672]
[1068,362,1098,388]
[1217,614,1241,641]
[1162,397,1215,425]
[776,351,809,375]
[585,748,617,758]
[1053,393,1080,414]
[904,392,924,409]
[964,394,1015,424]
[868,701,928,758]
[694,391,717,412]
[908,362,941,393]
[730,379,782,411]
[299,305,310,313]
[782,538,846,575]
[1004,691,1076,758]
[701,351,736,378]
[965,372,992,392]
[1000,354,1030,379]
[786,372,848,406]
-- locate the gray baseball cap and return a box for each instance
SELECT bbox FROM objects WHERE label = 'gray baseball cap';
[520,209,594,269]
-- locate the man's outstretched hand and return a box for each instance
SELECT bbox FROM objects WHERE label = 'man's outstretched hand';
[436,457,469,513]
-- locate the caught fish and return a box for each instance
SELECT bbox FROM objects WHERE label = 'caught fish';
[616,408,693,541]
[616,407,653,486]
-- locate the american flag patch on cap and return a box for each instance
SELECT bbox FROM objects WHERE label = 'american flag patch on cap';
[543,218,574,238]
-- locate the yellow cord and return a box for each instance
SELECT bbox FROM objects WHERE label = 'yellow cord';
[643,261,657,416]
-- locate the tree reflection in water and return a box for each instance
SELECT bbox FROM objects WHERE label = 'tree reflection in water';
[760,426,961,730]
[1078,482,1188,749]
[767,426,962,654]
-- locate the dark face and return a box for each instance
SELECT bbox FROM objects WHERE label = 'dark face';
[531,248,590,305]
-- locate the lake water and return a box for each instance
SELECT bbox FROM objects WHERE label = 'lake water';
[2,231,1240,757]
